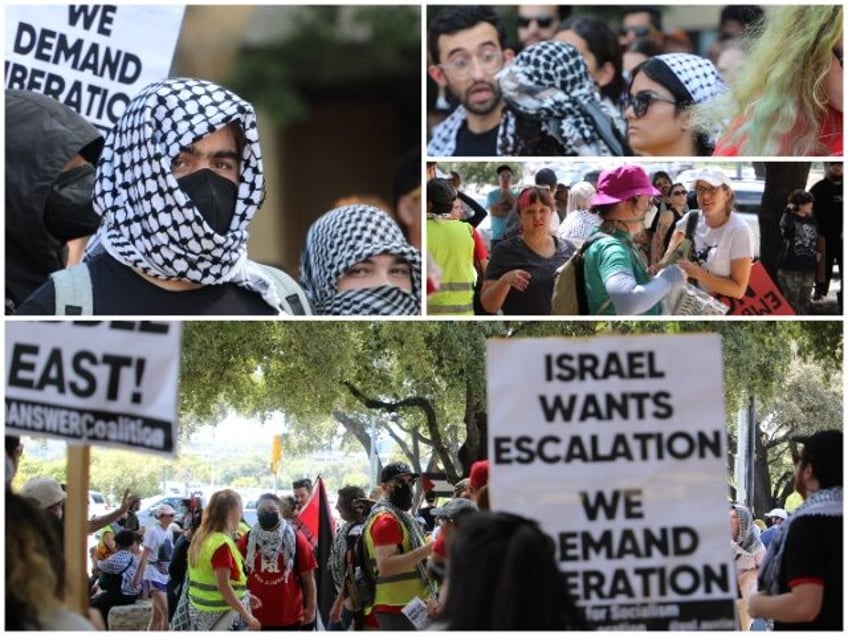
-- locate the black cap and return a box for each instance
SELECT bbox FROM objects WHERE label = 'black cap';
[792,429,843,488]
[381,462,419,483]
[535,168,558,189]
[427,178,457,216]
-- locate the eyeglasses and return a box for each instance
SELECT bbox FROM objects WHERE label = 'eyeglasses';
[695,185,720,196]
[626,91,679,118]
[439,47,503,80]
[619,25,651,38]
[671,190,687,196]
[834,47,843,68]
[517,15,555,29]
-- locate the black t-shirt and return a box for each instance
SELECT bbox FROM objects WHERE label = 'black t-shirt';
[15,252,276,315]
[774,515,843,631]
[454,122,499,156]
[485,235,573,315]
[809,178,843,241]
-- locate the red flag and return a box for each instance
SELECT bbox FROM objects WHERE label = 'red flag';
[295,476,337,626]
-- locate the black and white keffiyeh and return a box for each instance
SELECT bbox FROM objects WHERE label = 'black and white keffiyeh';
[426,105,517,157]
[87,77,289,312]
[245,520,297,582]
[758,486,842,596]
[496,40,620,156]
[654,53,727,105]
[300,204,422,315]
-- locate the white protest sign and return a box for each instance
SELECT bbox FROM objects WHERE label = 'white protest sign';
[5,4,185,132]
[487,334,737,630]
[5,321,181,456]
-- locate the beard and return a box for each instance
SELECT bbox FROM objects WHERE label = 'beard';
[457,80,502,116]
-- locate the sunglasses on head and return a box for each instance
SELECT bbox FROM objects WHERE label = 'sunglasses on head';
[517,15,555,29]
[619,25,651,38]
[627,91,679,118]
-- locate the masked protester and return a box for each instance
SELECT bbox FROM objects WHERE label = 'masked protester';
[14,78,309,316]
[300,204,422,315]
[361,463,436,630]
[5,90,104,313]
[236,493,317,629]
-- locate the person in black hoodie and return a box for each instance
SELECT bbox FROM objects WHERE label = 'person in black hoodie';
[5,89,104,313]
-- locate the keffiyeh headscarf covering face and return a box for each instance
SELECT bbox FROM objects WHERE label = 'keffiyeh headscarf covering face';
[92,78,279,299]
[496,40,617,156]
[653,53,727,105]
[300,204,422,316]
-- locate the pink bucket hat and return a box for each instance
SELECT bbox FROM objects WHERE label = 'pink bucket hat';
[590,165,660,205]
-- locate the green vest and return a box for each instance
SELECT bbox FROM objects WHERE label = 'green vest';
[427,219,476,315]
[187,532,247,611]
[364,510,428,612]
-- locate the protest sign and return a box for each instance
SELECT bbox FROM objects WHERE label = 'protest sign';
[487,334,737,630]
[5,5,184,131]
[6,321,181,456]
[715,262,795,315]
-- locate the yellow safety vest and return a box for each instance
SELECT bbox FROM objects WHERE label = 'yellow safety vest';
[187,532,247,611]
[364,510,428,613]
[427,219,476,315]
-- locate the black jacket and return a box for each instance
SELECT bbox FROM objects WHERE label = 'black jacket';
[5,90,103,312]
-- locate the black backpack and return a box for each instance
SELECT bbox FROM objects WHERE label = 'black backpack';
[344,520,376,612]
[98,557,132,593]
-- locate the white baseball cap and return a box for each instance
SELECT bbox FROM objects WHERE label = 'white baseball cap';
[155,503,176,519]
[20,476,66,509]
[690,167,730,188]
[765,508,787,520]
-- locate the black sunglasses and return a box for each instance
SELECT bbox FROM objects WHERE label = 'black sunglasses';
[626,91,679,118]
[671,189,687,196]
[517,15,555,29]
[619,25,651,38]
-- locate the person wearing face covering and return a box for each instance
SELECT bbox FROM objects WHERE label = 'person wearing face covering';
[496,40,625,156]
[14,77,310,316]
[237,493,317,630]
[362,462,436,630]
[300,204,422,315]
[5,90,104,314]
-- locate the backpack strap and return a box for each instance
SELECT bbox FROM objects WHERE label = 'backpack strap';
[51,263,93,315]
[579,233,614,314]
[253,263,312,315]
[684,210,700,243]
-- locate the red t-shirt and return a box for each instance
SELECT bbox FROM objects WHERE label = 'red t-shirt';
[432,532,447,559]
[236,529,317,628]
[472,229,489,262]
[210,543,241,580]
[368,512,405,616]
[714,108,843,156]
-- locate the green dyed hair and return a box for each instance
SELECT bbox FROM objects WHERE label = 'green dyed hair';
[702,5,842,155]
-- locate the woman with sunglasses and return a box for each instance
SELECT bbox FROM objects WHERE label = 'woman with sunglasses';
[710,5,842,156]
[650,182,689,267]
[660,169,754,300]
[625,53,726,156]
[481,186,573,315]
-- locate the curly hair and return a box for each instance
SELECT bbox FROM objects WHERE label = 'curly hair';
[6,492,65,629]
[703,5,843,155]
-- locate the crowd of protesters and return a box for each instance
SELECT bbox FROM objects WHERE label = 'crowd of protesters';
[427,5,842,157]
[6,432,842,631]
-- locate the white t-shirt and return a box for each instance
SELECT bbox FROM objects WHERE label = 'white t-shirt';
[675,211,754,282]
[141,524,174,585]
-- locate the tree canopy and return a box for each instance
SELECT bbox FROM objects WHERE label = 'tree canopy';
[179,321,841,488]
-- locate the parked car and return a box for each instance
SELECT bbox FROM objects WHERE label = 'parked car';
[88,490,110,518]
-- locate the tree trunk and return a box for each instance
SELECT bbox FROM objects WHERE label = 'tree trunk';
[761,163,811,280]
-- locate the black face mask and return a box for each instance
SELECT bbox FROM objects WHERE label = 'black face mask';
[257,510,280,530]
[177,169,238,234]
[389,482,414,511]
[44,163,99,241]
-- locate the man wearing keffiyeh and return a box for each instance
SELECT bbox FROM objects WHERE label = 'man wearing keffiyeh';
[237,493,317,630]
[748,430,843,630]
[15,77,310,315]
